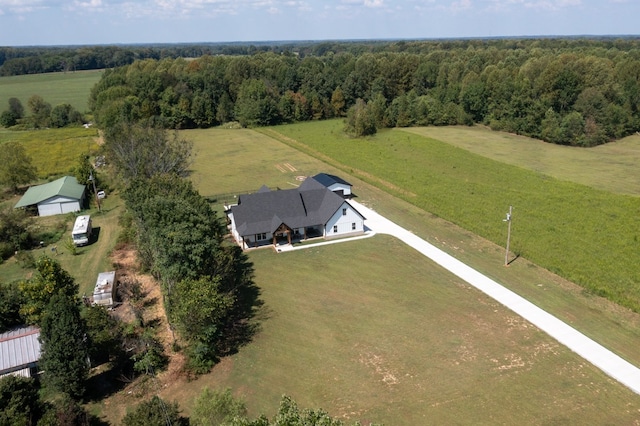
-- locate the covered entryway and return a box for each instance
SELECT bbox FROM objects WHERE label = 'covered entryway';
[273,223,293,246]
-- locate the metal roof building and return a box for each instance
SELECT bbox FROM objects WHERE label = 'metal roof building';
[14,176,86,217]
[0,325,41,378]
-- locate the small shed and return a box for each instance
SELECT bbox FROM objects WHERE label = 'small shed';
[0,326,41,378]
[14,176,86,217]
[92,271,117,307]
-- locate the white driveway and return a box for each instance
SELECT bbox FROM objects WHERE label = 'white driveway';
[283,199,640,395]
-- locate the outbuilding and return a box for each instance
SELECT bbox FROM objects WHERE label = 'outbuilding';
[0,326,41,378]
[14,176,86,217]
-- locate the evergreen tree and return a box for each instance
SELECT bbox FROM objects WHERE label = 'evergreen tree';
[39,293,90,400]
[0,375,43,426]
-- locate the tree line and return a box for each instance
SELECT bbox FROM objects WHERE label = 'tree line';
[103,122,260,374]
[0,41,374,76]
[0,95,85,129]
[89,38,640,146]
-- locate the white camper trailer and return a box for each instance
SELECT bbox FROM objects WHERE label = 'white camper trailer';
[71,215,92,246]
[92,271,116,308]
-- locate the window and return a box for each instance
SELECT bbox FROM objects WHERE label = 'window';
[352,222,356,230]
[256,233,267,241]
[342,208,347,216]
[333,225,338,233]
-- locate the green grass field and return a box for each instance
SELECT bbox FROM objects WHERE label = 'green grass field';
[0,127,100,180]
[90,126,638,425]
[262,120,640,313]
[0,70,103,113]
[405,126,640,196]
[153,236,640,424]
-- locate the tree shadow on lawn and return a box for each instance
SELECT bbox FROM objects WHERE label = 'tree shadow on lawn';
[217,246,267,357]
[84,359,136,403]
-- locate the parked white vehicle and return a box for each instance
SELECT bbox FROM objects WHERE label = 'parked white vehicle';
[71,215,92,246]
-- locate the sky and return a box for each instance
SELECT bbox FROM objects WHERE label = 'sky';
[0,0,638,47]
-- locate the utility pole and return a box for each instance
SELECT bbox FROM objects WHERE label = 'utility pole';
[89,172,101,212]
[503,205,512,266]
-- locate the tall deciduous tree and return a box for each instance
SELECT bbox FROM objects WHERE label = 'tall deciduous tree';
[169,276,235,372]
[104,123,193,182]
[344,98,376,137]
[27,95,51,128]
[0,141,37,192]
[0,206,33,257]
[0,281,25,332]
[39,293,90,400]
[49,103,83,128]
[19,256,79,324]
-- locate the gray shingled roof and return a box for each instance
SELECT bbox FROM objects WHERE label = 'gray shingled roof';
[14,176,85,208]
[311,173,352,188]
[231,181,346,237]
[0,326,41,375]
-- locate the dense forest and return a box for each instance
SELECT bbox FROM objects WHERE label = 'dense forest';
[0,41,376,76]
[85,38,640,146]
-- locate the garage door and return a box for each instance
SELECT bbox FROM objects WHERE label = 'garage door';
[38,203,62,217]
[60,202,80,214]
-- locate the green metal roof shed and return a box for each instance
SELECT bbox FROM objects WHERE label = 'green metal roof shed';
[14,176,86,217]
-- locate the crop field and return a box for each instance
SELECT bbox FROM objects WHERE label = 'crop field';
[263,120,640,314]
[0,69,102,113]
[92,126,633,424]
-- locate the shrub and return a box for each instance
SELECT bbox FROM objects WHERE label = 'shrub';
[15,251,35,269]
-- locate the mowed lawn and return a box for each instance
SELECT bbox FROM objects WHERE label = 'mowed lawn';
[131,126,640,424]
[162,237,640,424]
[0,69,103,113]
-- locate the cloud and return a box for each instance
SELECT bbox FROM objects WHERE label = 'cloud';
[364,0,383,7]
[450,0,472,11]
[0,0,50,14]
[490,0,582,11]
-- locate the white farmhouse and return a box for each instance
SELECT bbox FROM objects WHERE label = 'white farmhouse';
[228,174,365,249]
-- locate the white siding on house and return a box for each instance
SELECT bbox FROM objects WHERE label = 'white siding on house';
[327,183,351,196]
[324,201,364,238]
